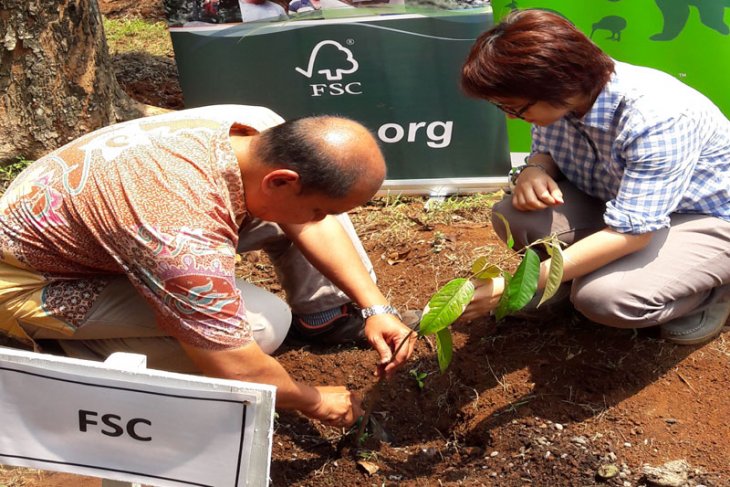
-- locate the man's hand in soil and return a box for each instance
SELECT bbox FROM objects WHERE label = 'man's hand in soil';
[364,313,417,379]
[283,216,416,378]
[182,341,363,427]
[300,386,363,427]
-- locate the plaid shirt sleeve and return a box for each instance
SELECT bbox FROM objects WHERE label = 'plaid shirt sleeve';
[606,115,702,233]
[531,124,551,156]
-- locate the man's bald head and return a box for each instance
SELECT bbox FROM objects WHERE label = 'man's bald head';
[252,116,386,198]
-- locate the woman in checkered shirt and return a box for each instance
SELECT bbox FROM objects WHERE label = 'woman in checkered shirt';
[460,9,730,345]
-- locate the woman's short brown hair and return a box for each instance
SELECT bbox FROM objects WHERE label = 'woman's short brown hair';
[461,9,614,106]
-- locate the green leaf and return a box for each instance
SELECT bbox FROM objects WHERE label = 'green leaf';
[420,278,475,335]
[435,327,453,372]
[538,241,564,307]
[494,248,540,320]
[492,212,514,249]
[471,256,502,280]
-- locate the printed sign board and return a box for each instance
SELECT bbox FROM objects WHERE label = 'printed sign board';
[490,0,730,152]
[166,6,511,194]
[0,347,275,487]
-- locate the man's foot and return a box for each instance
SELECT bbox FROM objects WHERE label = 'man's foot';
[288,304,422,346]
[289,303,367,346]
[0,333,33,351]
[660,299,730,346]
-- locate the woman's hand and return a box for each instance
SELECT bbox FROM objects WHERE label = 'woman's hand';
[512,167,564,211]
[461,277,505,322]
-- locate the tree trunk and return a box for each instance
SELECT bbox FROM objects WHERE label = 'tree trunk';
[0,0,146,164]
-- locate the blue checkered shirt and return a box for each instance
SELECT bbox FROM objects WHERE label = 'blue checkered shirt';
[531,60,730,234]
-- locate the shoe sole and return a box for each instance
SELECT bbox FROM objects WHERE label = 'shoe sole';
[664,329,724,346]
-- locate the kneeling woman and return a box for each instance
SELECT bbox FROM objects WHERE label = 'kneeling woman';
[460,9,730,345]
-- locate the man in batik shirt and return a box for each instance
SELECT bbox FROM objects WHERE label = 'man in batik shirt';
[0,105,416,427]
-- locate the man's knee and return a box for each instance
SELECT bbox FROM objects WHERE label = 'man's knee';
[235,278,291,354]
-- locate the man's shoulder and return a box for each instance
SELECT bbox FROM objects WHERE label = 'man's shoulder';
[175,105,285,130]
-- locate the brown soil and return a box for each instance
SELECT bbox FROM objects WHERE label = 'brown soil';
[2,2,728,486]
[268,217,730,487]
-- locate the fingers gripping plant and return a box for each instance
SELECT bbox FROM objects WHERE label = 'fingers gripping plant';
[419,213,566,372]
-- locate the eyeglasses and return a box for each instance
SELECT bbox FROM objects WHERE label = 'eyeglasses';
[491,100,536,119]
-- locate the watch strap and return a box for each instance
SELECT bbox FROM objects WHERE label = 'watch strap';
[509,162,548,190]
[359,304,401,320]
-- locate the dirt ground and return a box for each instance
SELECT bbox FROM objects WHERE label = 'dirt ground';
[2,1,729,486]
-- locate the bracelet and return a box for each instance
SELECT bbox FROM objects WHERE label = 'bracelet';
[358,304,401,320]
[509,163,548,186]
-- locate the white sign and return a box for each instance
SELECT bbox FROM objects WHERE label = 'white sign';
[0,348,276,487]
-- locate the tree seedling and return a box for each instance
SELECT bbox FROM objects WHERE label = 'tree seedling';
[355,213,564,446]
[409,367,429,391]
[419,213,565,371]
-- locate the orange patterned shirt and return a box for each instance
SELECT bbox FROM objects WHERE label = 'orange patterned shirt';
[0,105,285,349]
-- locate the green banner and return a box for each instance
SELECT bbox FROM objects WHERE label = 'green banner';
[168,9,511,187]
[491,0,730,152]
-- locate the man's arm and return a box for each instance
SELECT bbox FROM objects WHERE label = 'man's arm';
[180,340,362,426]
[281,216,416,376]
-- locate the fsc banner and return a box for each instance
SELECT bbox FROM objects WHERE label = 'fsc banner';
[166,4,511,194]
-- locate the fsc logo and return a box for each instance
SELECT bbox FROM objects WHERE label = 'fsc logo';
[295,40,363,96]
[296,40,453,148]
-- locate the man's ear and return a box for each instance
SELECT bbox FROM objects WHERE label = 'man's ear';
[261,169,301,194]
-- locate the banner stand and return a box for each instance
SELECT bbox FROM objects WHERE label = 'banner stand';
[378,175,507,197]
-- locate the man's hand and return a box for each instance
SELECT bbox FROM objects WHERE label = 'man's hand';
[512,167,564,211]
[282,215,416,377]
[363,314,417,378]
[299,386,363,427]
[181,341,361,427]
[461,277,505,322]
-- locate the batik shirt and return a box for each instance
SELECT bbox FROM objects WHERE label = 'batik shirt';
[531,60,730,234]
[0,105,284,349]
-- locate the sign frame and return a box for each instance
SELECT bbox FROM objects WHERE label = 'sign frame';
[0,347,276,487]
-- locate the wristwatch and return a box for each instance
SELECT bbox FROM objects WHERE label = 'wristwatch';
[359,304,402,320]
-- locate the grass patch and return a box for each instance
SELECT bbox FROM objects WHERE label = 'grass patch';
[103,18,172,57]
[351,195,424,247]
[350,192,501,249]
[0,157,32,193]
[421,192,502,225]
